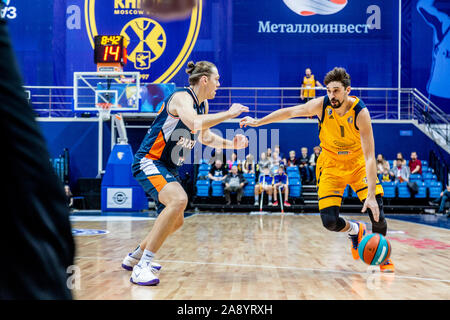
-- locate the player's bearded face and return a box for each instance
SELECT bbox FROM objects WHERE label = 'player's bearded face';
[327,83,349,109]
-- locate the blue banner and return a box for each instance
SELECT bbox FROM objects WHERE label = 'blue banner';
[4,0,448,112]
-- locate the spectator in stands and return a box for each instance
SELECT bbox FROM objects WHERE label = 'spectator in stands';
[287,150,299,167]
[271,150,282,175]
[381,168,391,182]
[393,152,407,167]
[242,154,256,174]
[273,166,291,207]
[208,159,228,182]
[254,167,274,206]
[64,185,73,210]
[390,157,410,183]
[266,148,272,158]
[309,146,321,183]
[223,165,247,205]
[298,147,310,183]
[227,152,241,171]
[209,148,226,168]
[274,145,287,165]
[257,152,271,174]
[376,154,390,175]
[300,67,323,103]
[429,184,450,215]
[409,152,422,175]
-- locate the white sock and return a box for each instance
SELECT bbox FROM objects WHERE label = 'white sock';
[138,249,155,267]
[129,245,143,259]
[268,195,272,202]
[348,221,359,235]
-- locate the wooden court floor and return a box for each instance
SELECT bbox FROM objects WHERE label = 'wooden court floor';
[71,213,450,300]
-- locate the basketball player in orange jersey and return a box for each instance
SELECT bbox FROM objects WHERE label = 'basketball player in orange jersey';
[121,61,249,285]
[240,67,394,272]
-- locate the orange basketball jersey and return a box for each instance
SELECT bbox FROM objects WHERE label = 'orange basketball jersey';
[318,95,366,159]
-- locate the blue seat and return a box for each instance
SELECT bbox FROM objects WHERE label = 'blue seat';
[422,160,428,167]
[428,181,442,199]
[415,182,427,198]
[243,173,255,180]
[286,166,299,174]
[199,163,211,171]
[287,172,300,179]
[196,180,210,197]
[397,182,410,198]
[211,180,224,197]
[422,172,435,181]
[409,174,422,182]
[243,181,255,197]
[197,170,209,178]
[382,182,396,198]
[288,177,301,198]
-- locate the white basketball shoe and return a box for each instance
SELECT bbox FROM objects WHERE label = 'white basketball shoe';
[121,253,162,271]
[130,262,160,286]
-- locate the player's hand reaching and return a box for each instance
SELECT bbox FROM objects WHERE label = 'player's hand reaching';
[228,103,249,119]
[239,116,259,128]
[233,134,248,149]
[362,195,379,222]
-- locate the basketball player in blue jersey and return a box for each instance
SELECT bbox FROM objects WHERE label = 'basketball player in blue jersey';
[240,67,394,272]
[122,61,249,285]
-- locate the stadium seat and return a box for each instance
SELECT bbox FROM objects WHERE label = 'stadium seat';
[196,180,210,197]
[381,181,396,198]
[397,182,410,198]
[422,160,428,167]
[286,166,299,174]
[243,173,255,197]
[422,172,435,181]
[288,177,302,198]
[428,181,443,199]
[409,174,422,182]
[415,182,427,198]
[243,179,255,197]
[211,180,224,197]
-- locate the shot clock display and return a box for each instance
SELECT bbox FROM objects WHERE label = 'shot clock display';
[94,35,127,65]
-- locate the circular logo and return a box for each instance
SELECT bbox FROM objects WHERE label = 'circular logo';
[113,191,128,205]
[72,229,109,236]
[85,0,202,83]
[120,18,167,67]
[282,0,348,16]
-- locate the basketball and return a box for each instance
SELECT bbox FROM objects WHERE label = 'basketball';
[358,233,391,266]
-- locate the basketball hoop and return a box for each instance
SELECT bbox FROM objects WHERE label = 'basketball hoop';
[96,102,113,120]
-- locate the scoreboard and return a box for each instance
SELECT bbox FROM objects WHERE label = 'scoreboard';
[94,35,127,71]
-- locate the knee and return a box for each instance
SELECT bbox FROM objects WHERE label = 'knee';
[169,194,188,211]
[320,206,345,232]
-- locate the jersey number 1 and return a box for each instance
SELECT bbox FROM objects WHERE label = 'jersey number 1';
[340,125,345,137]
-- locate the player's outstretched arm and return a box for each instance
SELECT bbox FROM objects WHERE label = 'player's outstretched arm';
[240,96,324,128]
[198,129,248,150]
[170,91,249,132]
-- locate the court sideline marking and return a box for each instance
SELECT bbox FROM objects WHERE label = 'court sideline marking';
[75,255,450,284]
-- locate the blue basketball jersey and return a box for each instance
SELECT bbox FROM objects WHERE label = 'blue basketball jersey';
[133,87,205,170]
